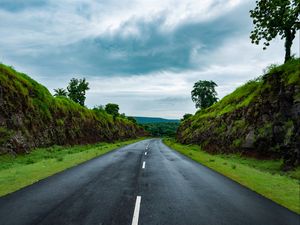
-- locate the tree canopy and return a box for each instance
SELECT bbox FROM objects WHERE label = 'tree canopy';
[250,0,300,62]
[191,80,218,110]
[67,78,90,106]
[53,88,67,97]
[182,113,193,121]
[105,103,120,117]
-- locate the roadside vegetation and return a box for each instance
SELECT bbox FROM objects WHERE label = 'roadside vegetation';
[0,138,145,197]
[163,138,300,214]
[142,122,179,137]
[177,58,300,169]
[0,64,146,154]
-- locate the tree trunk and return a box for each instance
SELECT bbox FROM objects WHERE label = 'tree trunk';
[284,29,295,63]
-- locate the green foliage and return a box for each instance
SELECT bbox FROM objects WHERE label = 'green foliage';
[263,64,278,74]
[177,59,300,169]
[0,127,13,145]
[0,63,145,150]
[267,58,300,85]
[250,0,300,62]
[127,116,137,124]
[93,105,105,111]
[181,113,193,121]
[67,78,90,106]
[191,80,218,109]
[192,78,262,119]
[54,88,67,97]
[105,103,120,117]
[232,139,243,148]
[55,119,64,126]
[143,123,179,137]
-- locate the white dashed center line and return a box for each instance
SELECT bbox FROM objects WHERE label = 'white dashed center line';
[142,161,146,169]
[131,196,141,225]
[145,152,147,155]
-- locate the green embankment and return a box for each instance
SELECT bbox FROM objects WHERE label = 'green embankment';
[0,64,146,153]
[0,138,145,196]
[164,138,300,214]
[177,59,300,169]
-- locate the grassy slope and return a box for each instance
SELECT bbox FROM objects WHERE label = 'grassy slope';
[177,59,300,169]
[164,138,300,214]
[192,59,300,120]
[0,138,145,196]
[0,64,144,151]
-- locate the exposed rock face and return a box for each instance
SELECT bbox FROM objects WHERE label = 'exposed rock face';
[0,64,146,154]
[177,60,300,169]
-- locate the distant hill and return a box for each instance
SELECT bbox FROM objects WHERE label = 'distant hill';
[134,117,179,124]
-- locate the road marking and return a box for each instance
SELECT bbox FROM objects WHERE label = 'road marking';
[142,161,146,169]
[131,196,141,225]
[145,152,147,155]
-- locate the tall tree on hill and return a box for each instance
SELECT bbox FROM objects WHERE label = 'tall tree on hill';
[67,78,89,106]
[250,0,300,62]
[191,80,218,110]
[53,88,67,97]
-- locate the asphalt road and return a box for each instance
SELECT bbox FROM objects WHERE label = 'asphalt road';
[0,139,299,225]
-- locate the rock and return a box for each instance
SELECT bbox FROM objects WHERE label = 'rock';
[242,130,255,148]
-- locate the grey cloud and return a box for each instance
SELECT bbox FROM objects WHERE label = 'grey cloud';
[2,0,288,118]
[0,1,253,78]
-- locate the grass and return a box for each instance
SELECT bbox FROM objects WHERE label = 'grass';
[186,58,300,122]
[163,138,300,214]
[0,138,145,197]
[0,63,141,141]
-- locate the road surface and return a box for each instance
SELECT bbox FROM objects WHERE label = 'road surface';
[0,139,299,225]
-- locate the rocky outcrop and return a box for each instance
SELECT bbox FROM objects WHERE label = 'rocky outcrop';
[0,64,146,154]
[177,59,300,169]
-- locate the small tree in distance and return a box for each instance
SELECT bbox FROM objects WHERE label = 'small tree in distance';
[54,88,67,97]
[191,80,218,110]
[67,78,89,106]
[105,103,120,117]
[250,0,300,62]
[182,113,193,121]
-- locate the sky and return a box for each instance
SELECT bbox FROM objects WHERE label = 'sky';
[0,0,299,119]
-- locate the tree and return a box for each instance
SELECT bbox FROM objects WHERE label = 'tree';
[182,113,193,121]
[53,88,67,97]
[105,103,119,117]
[67,78,89,106]
[250,0,300,62]
[191,80,218,109]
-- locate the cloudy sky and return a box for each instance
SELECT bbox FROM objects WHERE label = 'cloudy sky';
[0,0,299,118]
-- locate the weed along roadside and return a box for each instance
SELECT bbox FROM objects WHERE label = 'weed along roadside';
[0,138,146,197]
[163,138,300,214]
